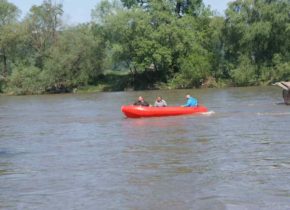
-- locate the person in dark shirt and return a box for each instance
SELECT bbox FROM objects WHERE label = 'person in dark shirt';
[133,96,150,106]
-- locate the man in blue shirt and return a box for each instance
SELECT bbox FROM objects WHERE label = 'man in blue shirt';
[183,94,198,107]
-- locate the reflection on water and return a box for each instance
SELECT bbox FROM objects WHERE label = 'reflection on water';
[1,87,290,209]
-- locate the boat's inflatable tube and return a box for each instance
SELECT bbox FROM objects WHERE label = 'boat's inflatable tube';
[121,105,208,118]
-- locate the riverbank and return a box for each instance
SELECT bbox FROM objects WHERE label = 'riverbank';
[0,70,274,96]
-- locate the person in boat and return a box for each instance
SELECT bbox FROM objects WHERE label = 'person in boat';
[133,96,150,106]
[154,96,167,107]
[183,94,198,107]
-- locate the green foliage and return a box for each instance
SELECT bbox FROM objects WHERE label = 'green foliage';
[92,0,213,89]
[24,0,63,69]
[0,23,22,75]
[223,0,290,82]
[0,0,19,25]
[43,26,105,90]
[6,65,45,95]
[269,54,290,82]
[120,0,205,17]
[230,55,257,86]
[95,71,131,91]
[91,0,123,24]
[170,50,211,88]
[1,0,290,95]
[0,0,20,77]
[0,76,4,92]
[120,0,143,9]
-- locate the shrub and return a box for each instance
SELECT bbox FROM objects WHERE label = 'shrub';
[170,53,210,88]
[6,66,45,95]
[230,56,257,86]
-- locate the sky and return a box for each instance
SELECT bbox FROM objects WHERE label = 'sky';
[9,0,232,24]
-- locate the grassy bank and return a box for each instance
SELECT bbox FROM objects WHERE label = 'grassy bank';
[0,70,274,96]
[76,73,238,94]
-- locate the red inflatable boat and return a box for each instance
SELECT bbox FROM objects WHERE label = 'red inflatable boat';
[121,105,208,118]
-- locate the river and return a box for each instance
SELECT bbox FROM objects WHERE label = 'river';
[0,86,290,210]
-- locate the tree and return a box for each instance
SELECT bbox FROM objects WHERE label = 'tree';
[120,0,204,17]
[25,0,63,68]
[0,0,19,25]
[223,0,290,84]
[91,0,123,24]
[120,0,148,9]
[175,0,204,17]
[92,0,212,89]
[42,25,106,91]
[0,0,19,77]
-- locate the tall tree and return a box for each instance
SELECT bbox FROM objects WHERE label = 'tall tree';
[25,0,63,68]
[0,0,19,77]
[175,0,203,16]
[92,0,211,88]
[42,25,106,91]
[120,0,148,9]
[223,0,290,84]
[120,0,204,16]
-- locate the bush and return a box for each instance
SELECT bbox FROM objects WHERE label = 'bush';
[272,62,290,83]
[6,66,45,95]
[230,56,257,86]
[170,53,210,88]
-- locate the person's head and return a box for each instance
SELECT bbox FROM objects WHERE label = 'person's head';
[156,96,162,102]
[186,94,190,99]
[138,96,144,102]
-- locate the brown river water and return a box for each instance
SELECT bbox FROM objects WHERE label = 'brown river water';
[0,86,290,210]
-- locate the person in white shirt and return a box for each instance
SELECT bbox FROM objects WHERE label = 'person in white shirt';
[154,96,167,107]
